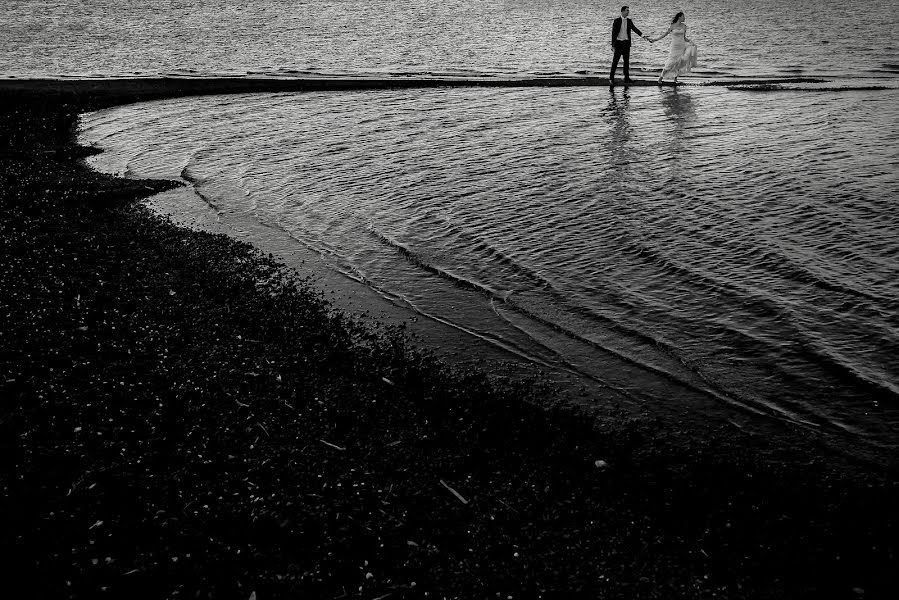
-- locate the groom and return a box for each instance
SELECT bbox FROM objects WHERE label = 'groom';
[610,6,651,86]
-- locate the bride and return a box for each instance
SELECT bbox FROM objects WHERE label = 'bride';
[650,11,698,84]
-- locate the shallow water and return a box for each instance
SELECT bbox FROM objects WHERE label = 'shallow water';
[4,0,899,81]
[9,0,898,452]
[79,83,899,452]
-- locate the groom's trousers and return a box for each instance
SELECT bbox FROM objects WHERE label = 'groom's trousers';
[610,40,631,81]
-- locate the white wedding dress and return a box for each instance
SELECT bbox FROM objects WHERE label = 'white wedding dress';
[662,23,698,76]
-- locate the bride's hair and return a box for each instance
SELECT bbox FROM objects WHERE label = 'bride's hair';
[671,11,684,23]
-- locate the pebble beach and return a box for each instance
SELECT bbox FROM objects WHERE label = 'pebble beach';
[1,81,898,599]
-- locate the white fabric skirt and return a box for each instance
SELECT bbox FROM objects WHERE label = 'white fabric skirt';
[663,40,698,75]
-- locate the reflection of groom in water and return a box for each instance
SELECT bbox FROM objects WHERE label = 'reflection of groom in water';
[610,5,651,86]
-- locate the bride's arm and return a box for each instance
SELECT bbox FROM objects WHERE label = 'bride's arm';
[684,26,690,43]
[650,27,671,43]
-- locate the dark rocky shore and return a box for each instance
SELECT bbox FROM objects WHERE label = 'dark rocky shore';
[2,86,897,600]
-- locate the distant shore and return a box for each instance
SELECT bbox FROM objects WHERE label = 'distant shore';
[1,81,897,599]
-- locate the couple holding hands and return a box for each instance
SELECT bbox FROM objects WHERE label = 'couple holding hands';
[611,5,698,86]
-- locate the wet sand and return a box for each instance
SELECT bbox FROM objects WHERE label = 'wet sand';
[0,73,832,101]
[1,80,897,599]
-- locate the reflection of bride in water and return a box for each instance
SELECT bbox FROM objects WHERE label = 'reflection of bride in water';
[661,87,696,124]
[650,11,698,84]
[659,87,696,180]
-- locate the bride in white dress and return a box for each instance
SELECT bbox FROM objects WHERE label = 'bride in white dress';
[650,12,698,84]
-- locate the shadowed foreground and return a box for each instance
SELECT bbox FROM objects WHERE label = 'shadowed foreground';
[1,86,897,599]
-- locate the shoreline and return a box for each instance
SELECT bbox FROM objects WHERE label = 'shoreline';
[78,78,898,465]
[2,82,897,598]
[0,74,839,106]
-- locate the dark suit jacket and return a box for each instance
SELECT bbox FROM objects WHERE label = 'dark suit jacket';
[611,17,643,45]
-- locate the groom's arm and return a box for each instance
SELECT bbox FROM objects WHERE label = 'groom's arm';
[631,22,644,38]
[611,19,619,46]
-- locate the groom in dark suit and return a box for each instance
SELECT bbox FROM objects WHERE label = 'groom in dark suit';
[610,6,650,86]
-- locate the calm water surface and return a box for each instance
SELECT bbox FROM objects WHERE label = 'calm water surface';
[3,0,899,80]
[8,0,898,452]
[80,84,899,453]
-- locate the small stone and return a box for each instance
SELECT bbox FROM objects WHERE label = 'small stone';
[594,459,610,470]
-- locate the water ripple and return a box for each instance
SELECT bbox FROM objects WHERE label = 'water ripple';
[80,83,899,450]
